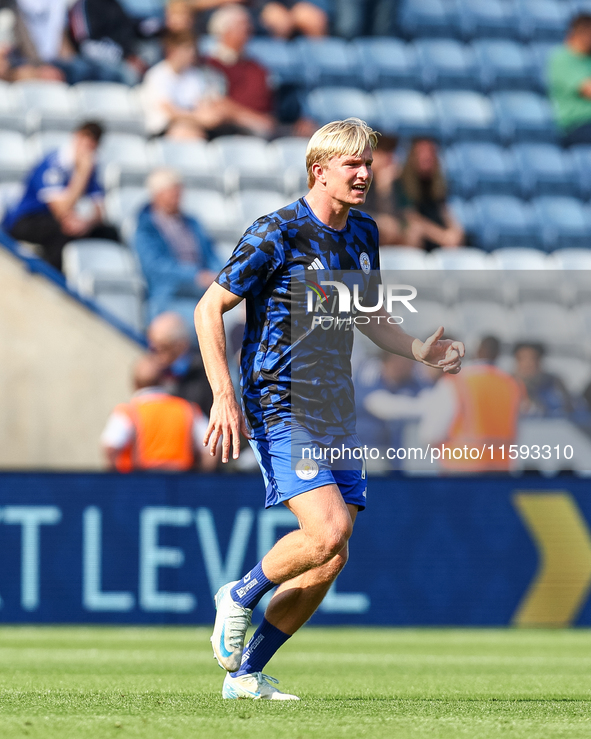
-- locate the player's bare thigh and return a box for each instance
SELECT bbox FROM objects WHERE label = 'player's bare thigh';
[285,483,355,545]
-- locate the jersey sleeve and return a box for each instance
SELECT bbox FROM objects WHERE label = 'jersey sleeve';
[216,218,285,298]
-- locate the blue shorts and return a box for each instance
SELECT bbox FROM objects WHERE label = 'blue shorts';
[249,423,367,510]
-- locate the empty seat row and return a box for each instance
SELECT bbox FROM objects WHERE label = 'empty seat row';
[399,0,574,42]
[247,36,558,92]
[402,298,591,363]
[380,245,591,272]
[62,239,145,332]
[444,142,591,199]
[0,131,310,195]
[450,195,591,251]
[380,246,591,308]
[0,81,145,135]
[305,88,557,144]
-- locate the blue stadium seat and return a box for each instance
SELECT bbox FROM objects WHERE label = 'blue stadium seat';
[399,0,461,39]
[550,248,591,270]
[518,0,572,42]
[532,196,591,251]
[297,38,361,88]
[13,80,77,132]
[432,91,496,143]
[150,138,224,191]
[489,247,549,270]
[74,83,144,135]
[304,87,375,126]
[512,143,578,198]
[529,42,561,92]
[448,197,476,237]
[245,38,302,86]
[444,142,518,198]
[414,39,478,91]
[269,137,309,195]
[0,131,30,182]
[456,0,519,40]
[210,136,283,193]
[471,196,538,250]
[353,38,421,90]
[0,81,26,133]
[569,146,591,198]
[492,91,556,144]
[373,90,437,138]
[472,40,537,93]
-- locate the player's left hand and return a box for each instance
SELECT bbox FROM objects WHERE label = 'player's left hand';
[414,326,465,374]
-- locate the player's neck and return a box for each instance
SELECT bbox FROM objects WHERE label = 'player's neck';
[305,190,350,231]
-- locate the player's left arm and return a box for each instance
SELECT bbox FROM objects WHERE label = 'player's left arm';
[357,307,464,374]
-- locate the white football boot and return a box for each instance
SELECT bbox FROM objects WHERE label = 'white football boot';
[210,581,252,672]
[222,672,300,700]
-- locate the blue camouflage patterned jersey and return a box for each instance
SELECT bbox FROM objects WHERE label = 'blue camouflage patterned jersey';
[216,197,380,438]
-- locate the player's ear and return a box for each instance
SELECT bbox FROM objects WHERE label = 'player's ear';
[311,161,327,186]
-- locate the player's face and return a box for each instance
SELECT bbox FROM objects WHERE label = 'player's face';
[324,146,373,206]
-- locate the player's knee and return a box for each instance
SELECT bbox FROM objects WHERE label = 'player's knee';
[316,523,352,564]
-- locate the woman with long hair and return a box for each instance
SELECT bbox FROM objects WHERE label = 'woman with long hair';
[398,138,465,251]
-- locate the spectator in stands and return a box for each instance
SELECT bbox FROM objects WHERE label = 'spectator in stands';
[134,167,220,319]
[513,342,572,419]
[166,0,196,33]
[59,0,146,85]
[206,4,275,138]
[148,310,214,414]
[206,3,317,137]
[333,0,398,39]
[549,13,591,147]
[142,29,270,138]
[0,1,65,80]
[101,353,216,472]
[4,121,119,272]
[398,138,465,252]
[256,0,330,39]
[356,135,415,247]
[419,336,523,472]
[355,351,430,469]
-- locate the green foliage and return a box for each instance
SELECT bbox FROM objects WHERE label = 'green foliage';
[0,626,590,738]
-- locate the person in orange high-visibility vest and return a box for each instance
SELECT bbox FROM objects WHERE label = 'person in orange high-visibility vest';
[101,354,216,472]
[419,336,524,471]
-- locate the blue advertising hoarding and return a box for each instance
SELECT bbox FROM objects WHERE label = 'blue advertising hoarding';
[0,473,590,626]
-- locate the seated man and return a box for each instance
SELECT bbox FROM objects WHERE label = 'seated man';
[134,167,220,320]
[206,4,275,138]
[148,310,214,414]
[101,353,216,472]
[206,3,316,138]
[513,342,572,418]
[142,29,269,139]
[549,13,591,146]
[355,351,430,470]
[4,121,118,272]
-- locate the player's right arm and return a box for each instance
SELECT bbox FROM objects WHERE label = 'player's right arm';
[194,283,248,464]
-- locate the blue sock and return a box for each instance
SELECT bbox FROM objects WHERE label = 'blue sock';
[232,618,291,677]
[230,561,276,610]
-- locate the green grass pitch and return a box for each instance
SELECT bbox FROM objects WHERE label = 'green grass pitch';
[1,627,591,739]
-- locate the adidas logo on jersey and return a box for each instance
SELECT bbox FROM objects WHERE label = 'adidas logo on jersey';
[307,258,325,270]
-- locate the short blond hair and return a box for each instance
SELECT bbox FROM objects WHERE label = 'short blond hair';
[305,118,379,188]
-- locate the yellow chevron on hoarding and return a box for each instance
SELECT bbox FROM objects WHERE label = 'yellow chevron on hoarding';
[512,492,591,627]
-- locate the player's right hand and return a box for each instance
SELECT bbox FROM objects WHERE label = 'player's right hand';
[203,394,251,464]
